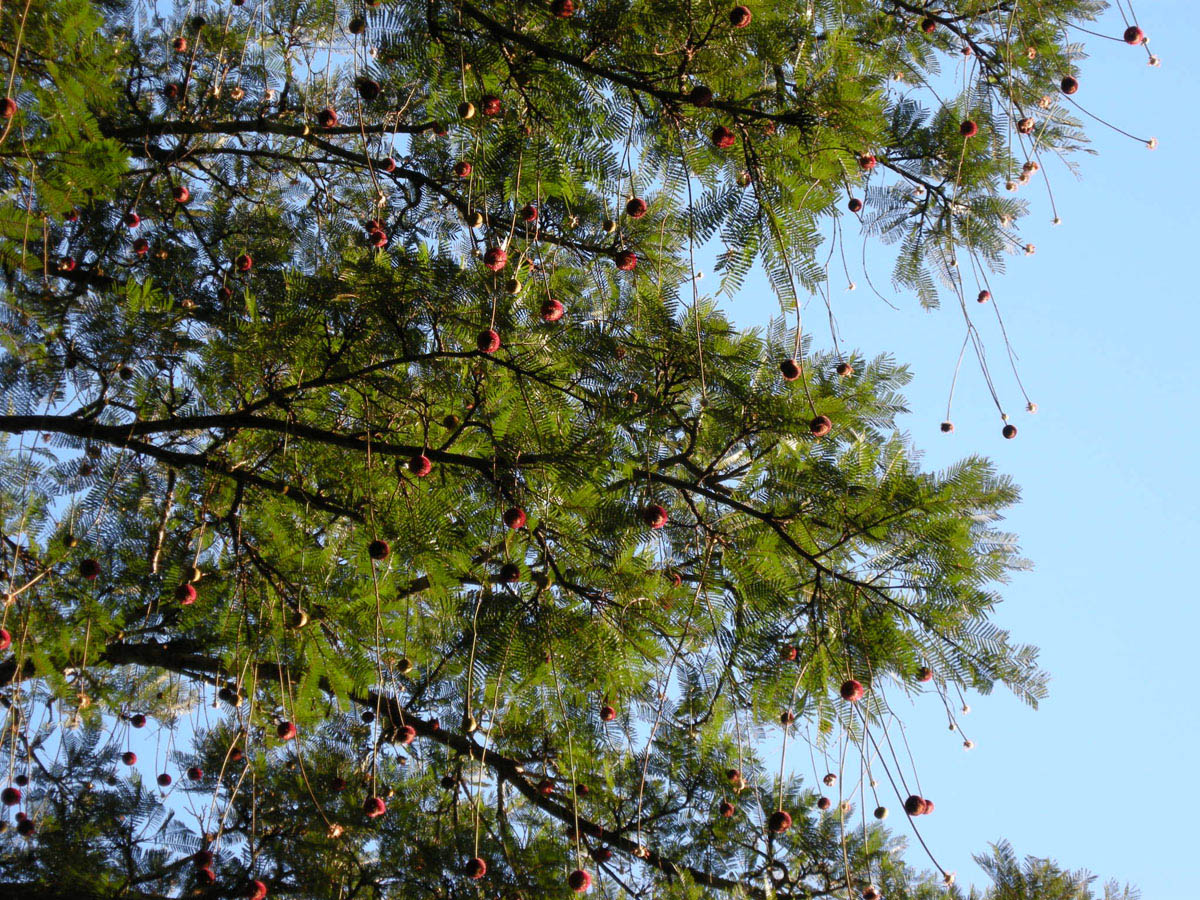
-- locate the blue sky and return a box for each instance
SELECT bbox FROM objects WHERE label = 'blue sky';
[725,3,1197,895]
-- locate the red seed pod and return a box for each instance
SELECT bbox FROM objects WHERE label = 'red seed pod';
[839,679,864,701]
[397,725,416,745]
[540,298,564,322]
[172,185,191,204]
[960,120,978,138]
[175,582,197,604]
[408,454,432,476]
[625,197,648,219]
[921,17,937,34]
[768,809,792,833]
[503,507,527,529]
[599,704,617,722]
[363,796,386,818]
[276,721,297,741]
[848,198,863,213]
[1060,76,1079,95]
[615,249,637,270]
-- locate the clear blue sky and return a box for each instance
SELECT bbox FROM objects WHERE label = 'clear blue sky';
[726,4,1197,895]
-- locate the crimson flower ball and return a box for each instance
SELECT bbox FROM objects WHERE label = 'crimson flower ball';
[246,880,268,900]
[779,358,800,381]
[642,503,668,529]
[1017,116,1035,135]
[768,809,792,832]
[779,644,798,661]
[689,84,713,106]
[1003,423,1018,439]
[483,246,507,270]
[408,453,432,476]
[551,0,575,17]
[157,773,172,787]
[466,857,487,879]
[500,562,521,582]
[481,94,502,116]
[1123,25,1146,45]
[625,197,648,218]
[368,539,390,560]
[599,704,617,722]
[540,298,564,322]
[80,558,101,580]
[809,415,832,437]
[123,212,141,228]
[615,249,637,270]
[175,582,197,604]
[503,507,527,529]
[316,107,339,128]
[276,721,297,741]
[960,120,978,137]
[173,185,190,204]
[1,786,20,806]
[398,725,417,745]
[816,796,832,810]
[711,125,736,148]
[940,421,954,433]
[0,628,11,652]
[729,5,751,28]
[839,679,864,701]
[848,198,863,213]
[130,713,147,728]
[235,253,253,272]
[357,78,382,101]
[454,160,472,178]
[122,751,137,765]
[858,154,877,171]
[476,328,501,353]
[0,97,16,118]
[363,796,387,818]
[568,869,592,893]
[1060,76,1079,95]
[718,800,735,817]
[916,666,933,682]
[187,766,204,781]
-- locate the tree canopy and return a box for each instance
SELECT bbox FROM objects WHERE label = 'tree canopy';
[0,0,1152,898]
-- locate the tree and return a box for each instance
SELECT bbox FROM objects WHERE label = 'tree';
[0,0,1151,897]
